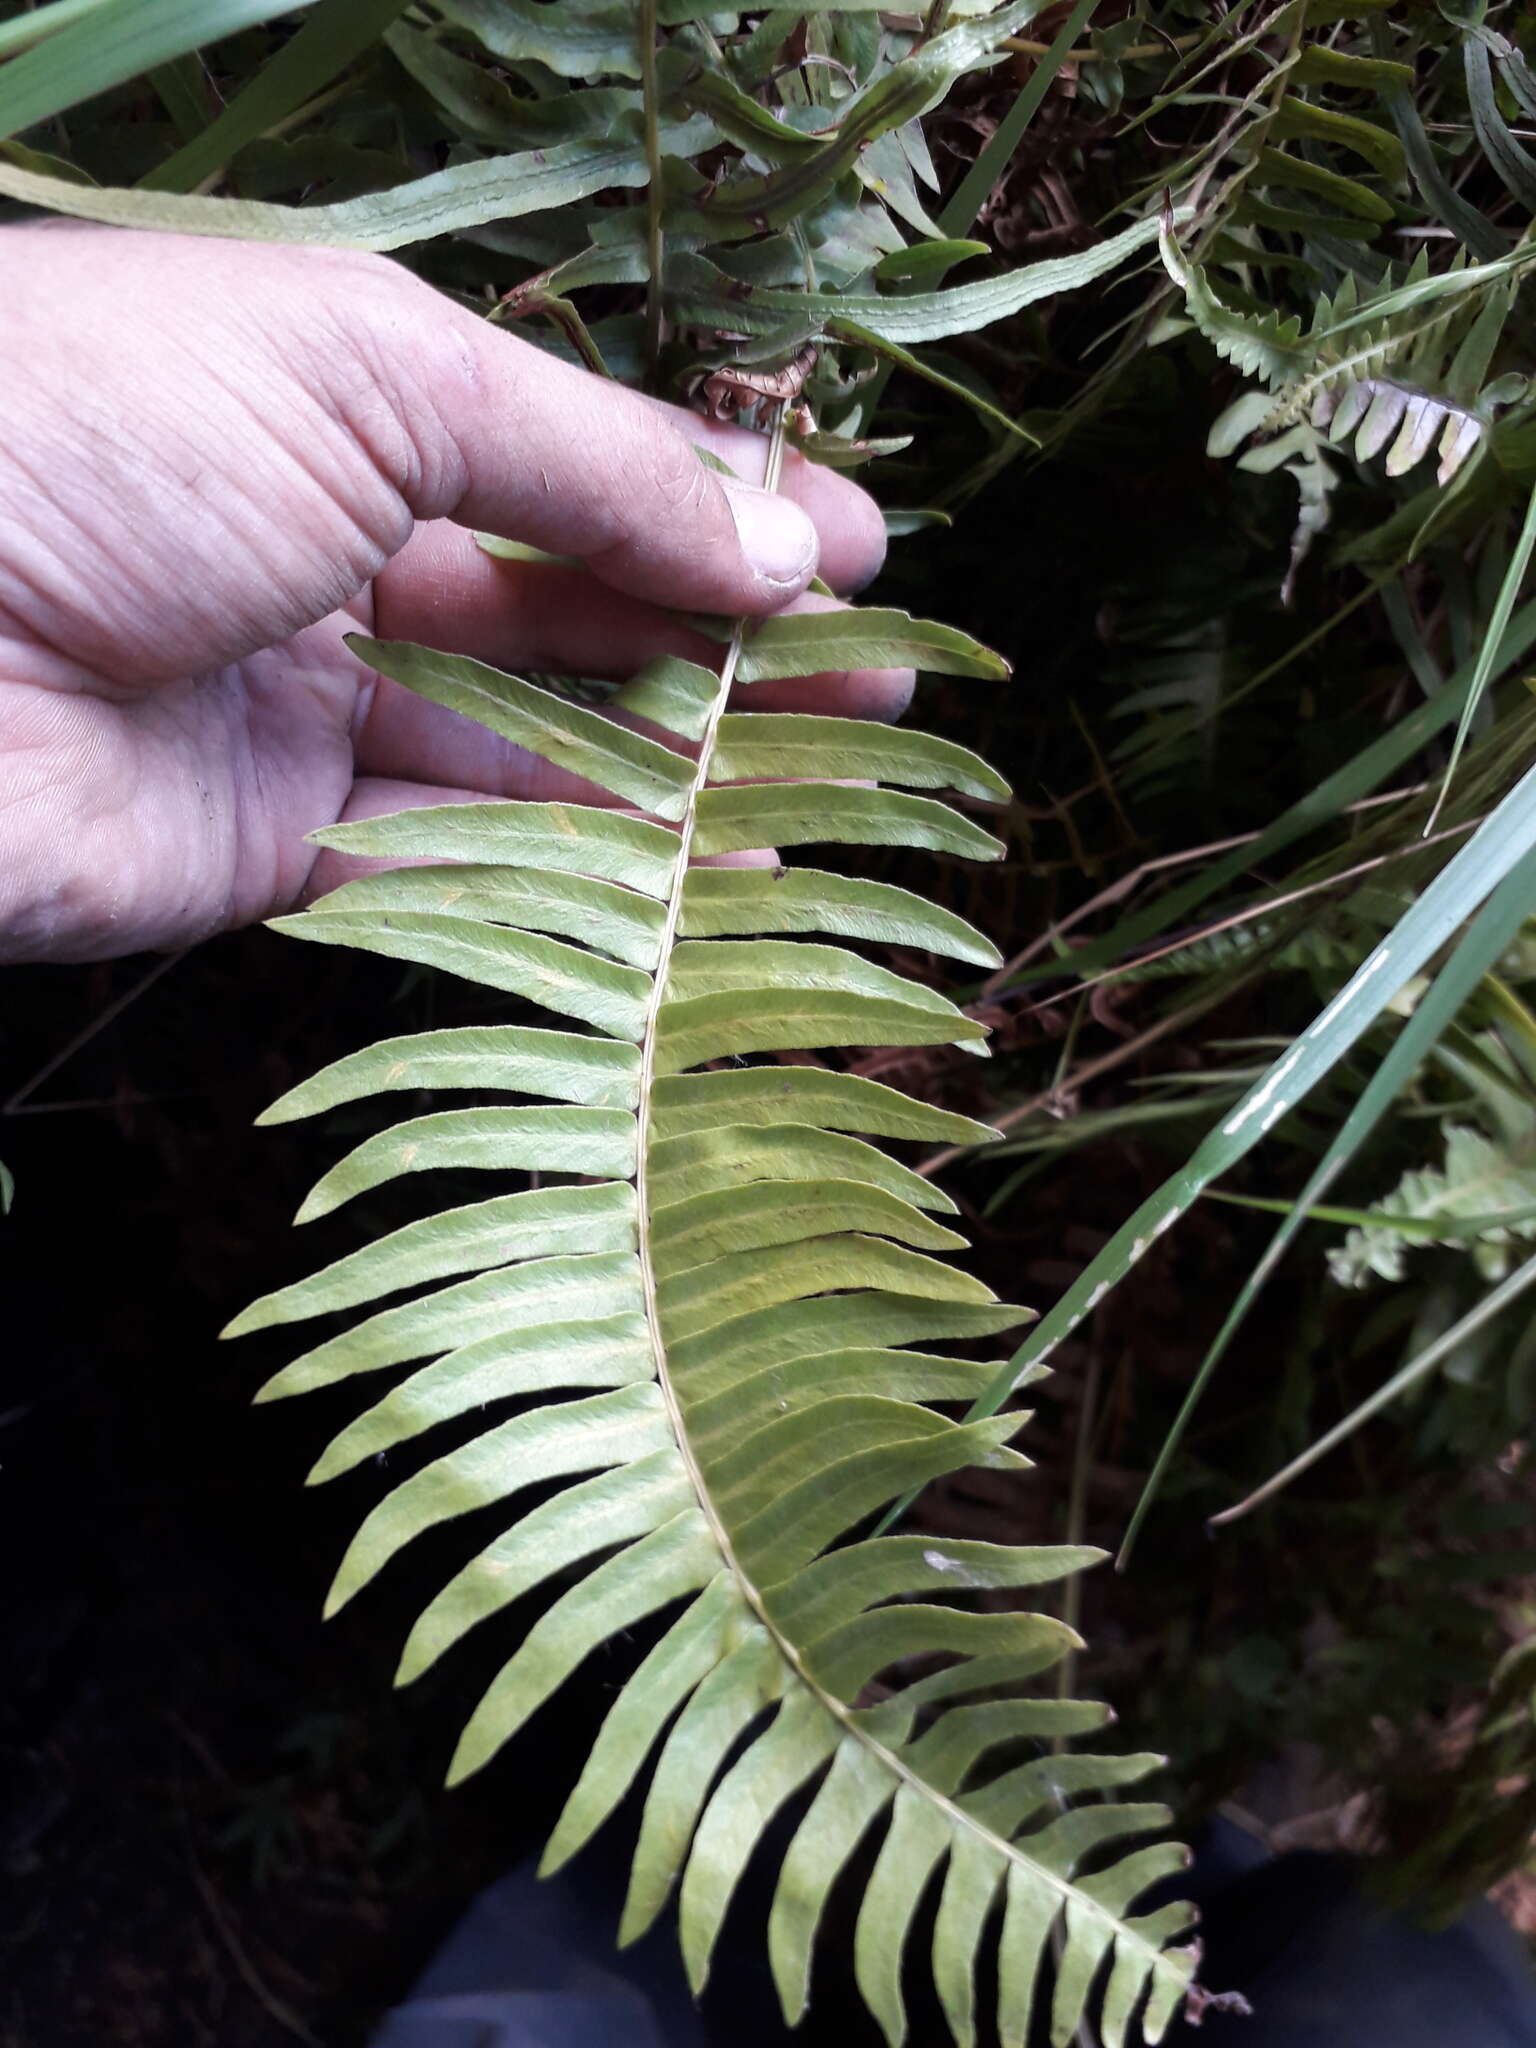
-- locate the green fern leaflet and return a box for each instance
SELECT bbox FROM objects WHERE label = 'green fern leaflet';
[227,488,1196,2045]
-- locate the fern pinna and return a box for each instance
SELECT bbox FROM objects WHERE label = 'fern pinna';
[225,418,1195,2045]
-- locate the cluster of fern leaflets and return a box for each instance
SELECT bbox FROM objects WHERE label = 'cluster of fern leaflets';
[224,437,1196,2040]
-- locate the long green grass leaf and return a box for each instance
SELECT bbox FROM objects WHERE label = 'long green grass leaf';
[0,0,315,139]
[937,0,1093,238]
[139,0,410,193]
[0,133,647,244]
[922,763,1536,1562]
[1150,839,1536,1552]
[1427,482,1536,834]
[1212,1247,1536,1526]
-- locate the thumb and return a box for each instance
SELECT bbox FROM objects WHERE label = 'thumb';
[359,266,820,616]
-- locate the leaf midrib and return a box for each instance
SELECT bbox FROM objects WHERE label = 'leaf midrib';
[629,435,1178,1988]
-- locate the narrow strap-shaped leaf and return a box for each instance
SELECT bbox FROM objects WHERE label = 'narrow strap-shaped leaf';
[306,799,679,897]
[541,1573,741,1876]
[680,865,1001,966]
[854,1785,953,2048]
[933,1831,1005,2048]
[293,1106,639,1223]
[734,1414,1026,1588]
[734,607,1008,683]
[901,1695,1091,1792]
[258,1251,641,1400]
[655,987,987,1073]
[350,637,694,818]
[657,1234,998,1345]
[1051,1894,1118,2048]
[649,1121,959,1215]
[225,1182,636,1334]
[678,1690,841,1991]
[667,1291,1027,1394]
[396,1450,692,1682]
[685,1350,1002,1449]
[884,1662,1110,1724]
[0,133,650,244]
[962,1753,1166,1839]
[448,1509,721,1784]
[765,1535,1102,1641]
[271,1256,642,1402]
[620,1628,787,1945]
[433,0,642,77]
[1079,1843,1192,1920]
[1467,37,1536,212]
[609,655,720,738]
[309,1312,653,1481]
[809,1606,1068,1702]
[139,0,412,193]
[666,216,1173,348]
[650,1065,998,1144]
[689,1,1029,228]
[650,1177,965,1272]
[325,1384,672,1616]
[708,1394,996,1523]
[998,1861,1060,2048]
[0,0,318,141]
[1139,1930,1199,2042]
[710,714,1008,799]
[269,911,651,1039]
[694,782,1006,861]
[1098,1935,1159,2048]
[1024,1803,1173,1882]
[667,939,966,1017]
[256,1025,641,1123]
[316,863,667,967]
[768,1736,903,2024]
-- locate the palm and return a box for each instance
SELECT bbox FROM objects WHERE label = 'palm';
[0,226,897,964]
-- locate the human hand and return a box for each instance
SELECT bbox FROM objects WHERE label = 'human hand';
[0,225,908,963]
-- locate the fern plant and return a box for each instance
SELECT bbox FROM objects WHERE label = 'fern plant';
[0,5,1208,2032]
[217,407,1196,2039]
[224,417,1196,2043]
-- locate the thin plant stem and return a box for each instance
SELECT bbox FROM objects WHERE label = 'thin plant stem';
[917,982,1232,1178]
[639,0,666,379]
[1211,1249,1536,1527]
[1005,30,1199,63]
[5,950,185,1116]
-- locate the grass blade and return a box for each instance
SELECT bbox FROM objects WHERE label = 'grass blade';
[0,133,647,246]
[891,763,1536,1550]
[1120,838,1536,1558]
[0,0,315,140]
[1211,1246,1536,1528]
[937,0,1097,240]
[1425,482,1536,835]
[138,0,410,193]
[1008,595,1536,990]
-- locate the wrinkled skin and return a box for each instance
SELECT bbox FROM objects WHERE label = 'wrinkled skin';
[0,225,912,962]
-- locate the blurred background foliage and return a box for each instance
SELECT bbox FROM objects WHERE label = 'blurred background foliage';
[4,0,1536,2039]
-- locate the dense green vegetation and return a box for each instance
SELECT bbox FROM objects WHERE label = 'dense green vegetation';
[4,0,1536,2036]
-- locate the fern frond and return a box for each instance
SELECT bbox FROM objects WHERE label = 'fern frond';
[1330,1121,1536,1289]
[230,432,1196,2045]
[1158,208,1310,386]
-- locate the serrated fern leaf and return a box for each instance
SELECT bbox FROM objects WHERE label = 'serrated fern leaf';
[230,439,1195,2045]
[1158,207,1310,387]
[1330,1119,1536,1289]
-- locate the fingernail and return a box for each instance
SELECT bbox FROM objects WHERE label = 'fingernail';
[722,478,817,590]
